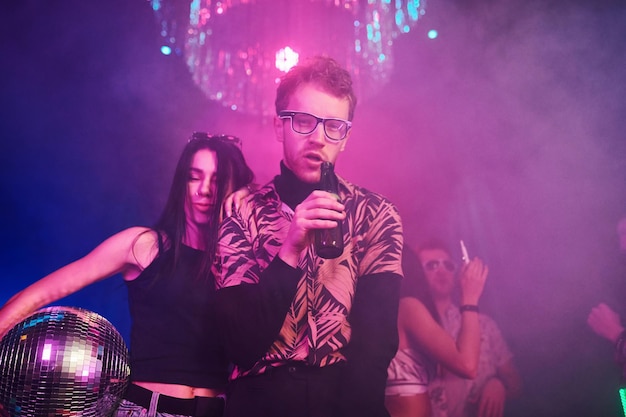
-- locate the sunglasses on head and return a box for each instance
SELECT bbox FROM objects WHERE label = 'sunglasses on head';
[423,259,456,273]
[190,132,242,149]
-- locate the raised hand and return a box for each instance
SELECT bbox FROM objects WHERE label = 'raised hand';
[459,257,488,306]
[278,190,345,267]
[588,302,624,343]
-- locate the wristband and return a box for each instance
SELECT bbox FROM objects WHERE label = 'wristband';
[459,304,479,313]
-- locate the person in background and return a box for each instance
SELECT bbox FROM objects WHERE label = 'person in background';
[588,214,626,382]
[213,55,404,417]
[385,245,488,417]
[0,133,254,417]
[420,239,522,417]
[588,303,626,376]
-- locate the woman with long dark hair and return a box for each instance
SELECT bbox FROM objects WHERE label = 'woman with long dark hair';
[385,241,488,417]
[0,132,254,417]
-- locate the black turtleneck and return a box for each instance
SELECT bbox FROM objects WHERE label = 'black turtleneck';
[274,161,319,211]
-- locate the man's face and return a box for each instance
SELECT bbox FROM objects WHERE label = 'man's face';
[419,248,457,299]
[273,83,351,183]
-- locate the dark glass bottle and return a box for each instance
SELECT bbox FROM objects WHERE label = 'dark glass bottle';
[315,161,344,259]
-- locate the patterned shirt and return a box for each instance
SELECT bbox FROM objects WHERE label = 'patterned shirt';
[215,174,403,380]
[429,305,514,417]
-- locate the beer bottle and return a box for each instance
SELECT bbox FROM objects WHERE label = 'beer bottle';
[315,161,344,259]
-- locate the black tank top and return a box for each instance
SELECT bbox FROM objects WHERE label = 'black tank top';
[125,243,228,388]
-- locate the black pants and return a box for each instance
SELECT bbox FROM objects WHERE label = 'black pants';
[224,363,344,417]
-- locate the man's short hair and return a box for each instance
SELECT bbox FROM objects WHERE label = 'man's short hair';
[275,55,357,121]
[416,238,455,260]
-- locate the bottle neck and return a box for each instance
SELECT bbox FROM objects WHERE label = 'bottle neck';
[319,162,338,193]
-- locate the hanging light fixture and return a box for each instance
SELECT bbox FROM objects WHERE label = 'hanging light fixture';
[150,0,427,116]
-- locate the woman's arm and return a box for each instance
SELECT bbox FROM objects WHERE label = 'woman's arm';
[402,257,487,378]
[401,297,480,378]
[0,226,154,337]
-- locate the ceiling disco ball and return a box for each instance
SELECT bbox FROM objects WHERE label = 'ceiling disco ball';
[0,306,130,417]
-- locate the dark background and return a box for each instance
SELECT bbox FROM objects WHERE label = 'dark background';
[1,1,626,415]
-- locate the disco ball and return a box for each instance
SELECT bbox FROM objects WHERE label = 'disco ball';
[0,306,130,417]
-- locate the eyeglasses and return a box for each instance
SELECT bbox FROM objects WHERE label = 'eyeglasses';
[190,132,242,149]
[423,259,456,273]
[278,110,352,143]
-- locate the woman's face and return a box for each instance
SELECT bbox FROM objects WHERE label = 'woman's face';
[185,148,218,227]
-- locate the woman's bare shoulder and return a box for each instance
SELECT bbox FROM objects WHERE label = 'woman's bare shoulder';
[112,227,162,270]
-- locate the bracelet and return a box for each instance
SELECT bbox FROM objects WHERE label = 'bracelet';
[459,304,479,313]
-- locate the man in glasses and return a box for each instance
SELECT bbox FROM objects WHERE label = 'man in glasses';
[214,56,403,417]
[418,240,522,417]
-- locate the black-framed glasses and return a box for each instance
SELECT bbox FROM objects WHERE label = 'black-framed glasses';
[278,110,352,143]
[190,132,242,149]
[423,259,456,273]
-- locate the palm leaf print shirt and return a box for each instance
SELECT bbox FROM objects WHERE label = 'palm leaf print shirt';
[214,164,403,394]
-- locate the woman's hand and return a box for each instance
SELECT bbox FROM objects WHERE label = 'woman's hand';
[223,185,254,218]
[459,257,488,306]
